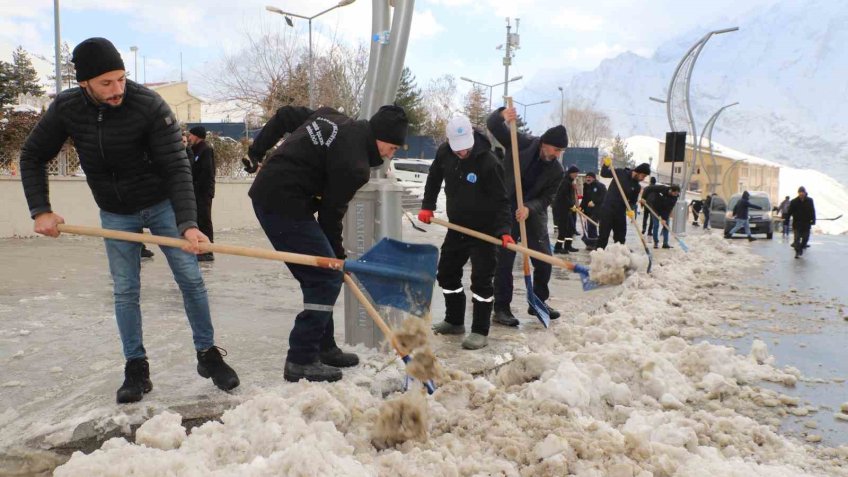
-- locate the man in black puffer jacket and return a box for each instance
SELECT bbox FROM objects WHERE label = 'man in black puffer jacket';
[598,158,651,249]
[486,106,566,326]
[19,38,239,404]
[188,126,216,262]
[247,104,408,383]
[418,115,511,351]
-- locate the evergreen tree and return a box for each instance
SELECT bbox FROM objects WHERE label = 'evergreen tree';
[462,84,487,129]
[10,46,44,97]
[394,67,425,135]
[516,114,530,135]
[610,134,635,169]
[0,61,14,108]
[48,42,75,92]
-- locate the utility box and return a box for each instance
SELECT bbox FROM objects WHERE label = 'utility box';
[343,179,405,347]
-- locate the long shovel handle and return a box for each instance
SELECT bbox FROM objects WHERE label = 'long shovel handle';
[506,97,530,252]
[430,218,576,271]
[608,165,653,270]
[57,224,345,270]
[641,201,677,237]
[342,273,436,395]
[571,207,599,226]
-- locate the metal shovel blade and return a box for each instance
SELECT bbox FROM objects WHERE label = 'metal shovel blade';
[525,274,551,328]
[573,264,600,292]
[344,238,438,317]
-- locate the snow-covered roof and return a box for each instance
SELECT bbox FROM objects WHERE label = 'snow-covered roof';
[629,135,781,169]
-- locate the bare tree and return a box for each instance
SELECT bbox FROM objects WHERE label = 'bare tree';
[420,74,457,143]
[555,99,611,148]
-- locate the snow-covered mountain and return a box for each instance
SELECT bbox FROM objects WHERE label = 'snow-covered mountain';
[525,0,848,187]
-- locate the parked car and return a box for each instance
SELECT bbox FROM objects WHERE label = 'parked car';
[390,158,432,183]
[710,192,773,239]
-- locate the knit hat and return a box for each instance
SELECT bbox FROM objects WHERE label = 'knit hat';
[634,163,651,175]
[798,186,806,193]
[585,172,596,178]
[189,126,207,139]
[71,38,125,82]
[540,125,568,149]
[370,105,409,146]
[567,165,579,174]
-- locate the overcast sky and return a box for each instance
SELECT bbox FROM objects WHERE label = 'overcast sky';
[1,0,779,110]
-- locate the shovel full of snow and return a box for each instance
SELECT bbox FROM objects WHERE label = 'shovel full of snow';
[425,217,600,292]
[57,224,438,317]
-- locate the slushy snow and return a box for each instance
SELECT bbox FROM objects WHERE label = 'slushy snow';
[52,234,848,476]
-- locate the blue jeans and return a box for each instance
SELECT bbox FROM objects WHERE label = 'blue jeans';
[253,203,341,365]
[100,200,214,360]
[728,218,752,237]
[651,215,670,246]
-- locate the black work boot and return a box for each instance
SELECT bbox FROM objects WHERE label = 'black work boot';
[320,347,360,367]
[116,358,152,404]
[553,241,564,254]
[492,305,520,327]
[284,360,342,383]
[140,245,155,259]
[467,298,493,347]
[197,346,240,391]
[565,239,579,253]
[197,253,215,262]
[528,303,561,320]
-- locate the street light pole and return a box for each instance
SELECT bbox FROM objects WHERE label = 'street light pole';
[460,75,523,110]
[557,86,564,125]
[513,99,550,125]
[266,0,358,109]
[503,18,520,99]
[702,102,739,194]
[53,0,62,95]
[130,46,138,82]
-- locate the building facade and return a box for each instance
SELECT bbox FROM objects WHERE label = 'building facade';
[146,81,203,123]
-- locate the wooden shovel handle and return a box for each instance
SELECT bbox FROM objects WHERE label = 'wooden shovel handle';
[57,224,345,270]
[430,218,575,271]
[342,273,408,356]
[609,166,652,251]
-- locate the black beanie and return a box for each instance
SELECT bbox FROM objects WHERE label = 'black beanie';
[370,105,409,145]
[585,172,596,178]
[540,125,568,149]
[567,165,579,174]
[72,38,125,82]
[798,186,806,193]
[189,126,207,139]
[650,177,657,184]
[634,163,651,175]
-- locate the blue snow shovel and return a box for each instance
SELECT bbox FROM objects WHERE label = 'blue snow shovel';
[506,97,550,327]
[641,201,690,252]
[57,225,439,316]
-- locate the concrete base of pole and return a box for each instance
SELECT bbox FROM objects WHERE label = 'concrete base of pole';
[672,201,688,234]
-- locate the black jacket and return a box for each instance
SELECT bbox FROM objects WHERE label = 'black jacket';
[486,108,564,237]
[732,192,762,220]
[190,140,215,199]
[20,80,197,232]
[788,196,816,229]
[552,176,577,226]
[580,181,607,218]
[421,131,510,236]
[643,184,679,217]
[248,106,382,258]
[599,165,642,216]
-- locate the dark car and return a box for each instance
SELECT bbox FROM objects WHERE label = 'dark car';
[711,192,774,239]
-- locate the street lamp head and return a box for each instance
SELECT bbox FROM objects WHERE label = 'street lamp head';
[558,86,563,92]
[649,96,667,104]
[510,75,523,82]
[539,100,551,104]
[337,0,356,6]
[285,16,294,26]
[460,77,473,83]
[265,5,284,14]
[130,46,138,52]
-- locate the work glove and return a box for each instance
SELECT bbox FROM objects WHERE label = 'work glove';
[242,156,260,174]
[501,234,516,248]
[603,157,612,167]
[626,210,636,219]
[417,209,434,224]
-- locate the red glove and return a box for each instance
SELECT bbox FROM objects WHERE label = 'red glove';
[417,209,434,224]
[501,234,516,248]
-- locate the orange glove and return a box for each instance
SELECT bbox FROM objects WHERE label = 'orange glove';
[501,234,516,248]
[417,209,434,224]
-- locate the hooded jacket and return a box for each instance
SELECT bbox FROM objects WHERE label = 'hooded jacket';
[732,191,762,220]
[20,80,197,232]
[421,131,510,236]
[486,108,564,237]
[248,106,382,258]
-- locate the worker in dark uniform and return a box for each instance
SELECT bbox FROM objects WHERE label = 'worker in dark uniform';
[597,157,651,249]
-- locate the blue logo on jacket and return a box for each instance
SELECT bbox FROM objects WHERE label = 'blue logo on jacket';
[466,172,477,184]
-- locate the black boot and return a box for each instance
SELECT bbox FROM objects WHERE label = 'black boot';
[553,241,564,254]
[527,303,561,320]
[140,246,155,259]
[320,347,360,367]
[116,358,153,404]
[284,360,342,383]
[469,298,493,339]
[492,305,520,327]
[197,346,240,391]
[565,239,579,253]
[444,291,467,327]
[197,253,215,262]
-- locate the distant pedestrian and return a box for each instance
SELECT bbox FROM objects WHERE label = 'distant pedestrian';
[690,199,703,227]
[642,177,657,236]
[778,195,792,237]
[725,191,762,241]
[553,165,580,254]
[703,193,716,230]
[788,187,816,258]
[188,126,216,262]
[642,183,680,249]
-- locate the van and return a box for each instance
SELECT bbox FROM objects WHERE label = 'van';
[710,191,773,239]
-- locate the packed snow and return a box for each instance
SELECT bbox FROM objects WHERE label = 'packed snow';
[50,234,848,476]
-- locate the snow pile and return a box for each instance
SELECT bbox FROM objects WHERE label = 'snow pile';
[134,411,185,451]
[588,243,645,285]
[53,234,848,476]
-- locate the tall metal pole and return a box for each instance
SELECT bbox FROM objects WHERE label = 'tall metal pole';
[53,0,62,95]
[558,86,564,125]
[308,19,314,108]
[703,102,739,194]
[130,46,138,83]
[503,18,511,100]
